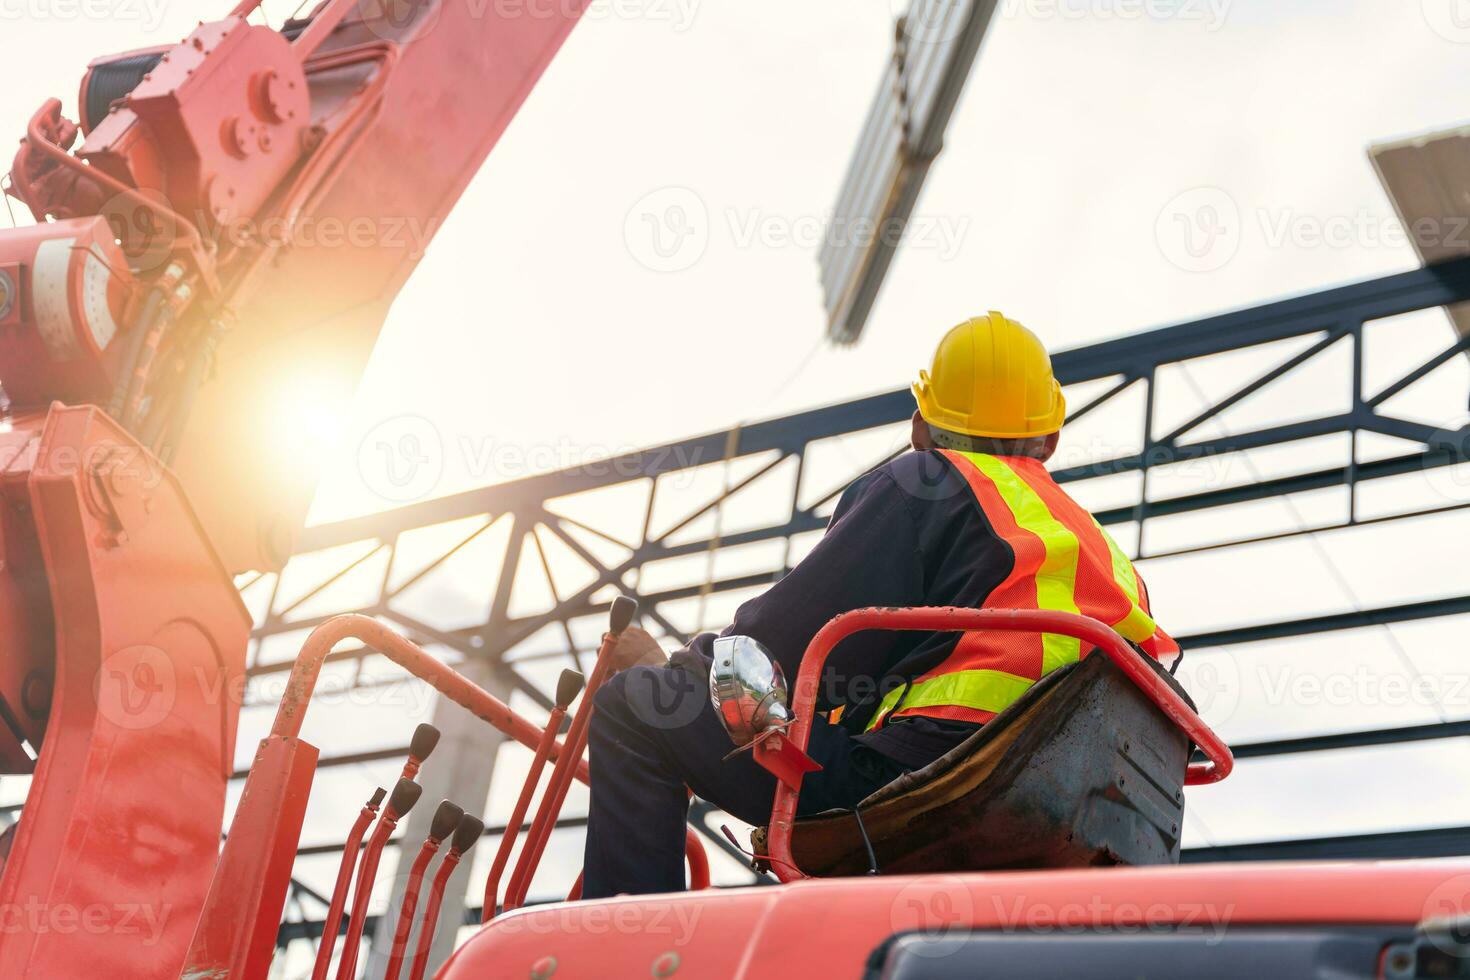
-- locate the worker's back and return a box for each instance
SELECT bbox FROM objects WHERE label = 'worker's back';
[857,448,1175,734]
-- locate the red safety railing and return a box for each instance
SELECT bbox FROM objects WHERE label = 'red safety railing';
[756,607,1235,883]
[185,600,709,978]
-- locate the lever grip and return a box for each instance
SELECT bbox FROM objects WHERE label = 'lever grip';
[451,813,485,855]
[555,669,586,710]
[410,723,441,761]
[609,595,638,635]
[388,777,423,817]
[429,800,464,842]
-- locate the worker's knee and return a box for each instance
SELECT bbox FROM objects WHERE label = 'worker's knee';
[592,665,707,739]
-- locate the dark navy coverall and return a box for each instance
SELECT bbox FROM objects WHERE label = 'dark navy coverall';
[582,448,1020,899]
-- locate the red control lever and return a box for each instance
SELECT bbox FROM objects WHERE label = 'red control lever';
[409,812,485,980]
[310,786,385,980]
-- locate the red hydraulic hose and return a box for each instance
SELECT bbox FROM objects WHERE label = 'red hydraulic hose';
[383,800,462,980]
[311,787,385,980]
[482,670,582,922]
[503,599,637,911]
[409,813,484,980]
[335,778,422,980]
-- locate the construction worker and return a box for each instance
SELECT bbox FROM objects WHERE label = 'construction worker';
[582,312,1177,899]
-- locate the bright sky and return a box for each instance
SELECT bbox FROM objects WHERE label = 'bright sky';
[5,0,1470,969]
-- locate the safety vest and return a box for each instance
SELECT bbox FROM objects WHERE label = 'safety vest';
[866,450,1178,731]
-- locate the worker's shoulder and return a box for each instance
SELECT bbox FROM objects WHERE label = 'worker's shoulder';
[867,449,972,508]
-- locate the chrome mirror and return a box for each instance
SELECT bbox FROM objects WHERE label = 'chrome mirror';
[709,635,791,746]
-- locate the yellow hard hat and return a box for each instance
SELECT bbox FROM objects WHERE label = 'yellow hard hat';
[912,312,1066,440]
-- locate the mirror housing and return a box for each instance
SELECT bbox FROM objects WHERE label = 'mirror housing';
[709,635,792,746]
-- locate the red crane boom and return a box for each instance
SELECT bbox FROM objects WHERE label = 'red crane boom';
[0,0,590,975]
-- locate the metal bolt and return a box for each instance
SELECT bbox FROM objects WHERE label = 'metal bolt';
[651,952,680,977]
[529,956,557,980]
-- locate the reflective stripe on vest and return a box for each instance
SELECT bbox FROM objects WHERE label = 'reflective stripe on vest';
[966,452,1083,675]
[865,451,1174,732]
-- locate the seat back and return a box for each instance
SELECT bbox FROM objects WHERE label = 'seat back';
[787,651,1193,877]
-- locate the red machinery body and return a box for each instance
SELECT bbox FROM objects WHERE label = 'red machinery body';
[79,18,313,231]
[0,405,248,977]
[8,0,594,571]
[0,0,592,976]
[440,860,1470,978]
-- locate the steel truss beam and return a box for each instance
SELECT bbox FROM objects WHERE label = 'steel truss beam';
[265,258,1470,951]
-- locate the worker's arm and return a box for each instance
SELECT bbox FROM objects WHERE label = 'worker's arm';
[669,453,947,711]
